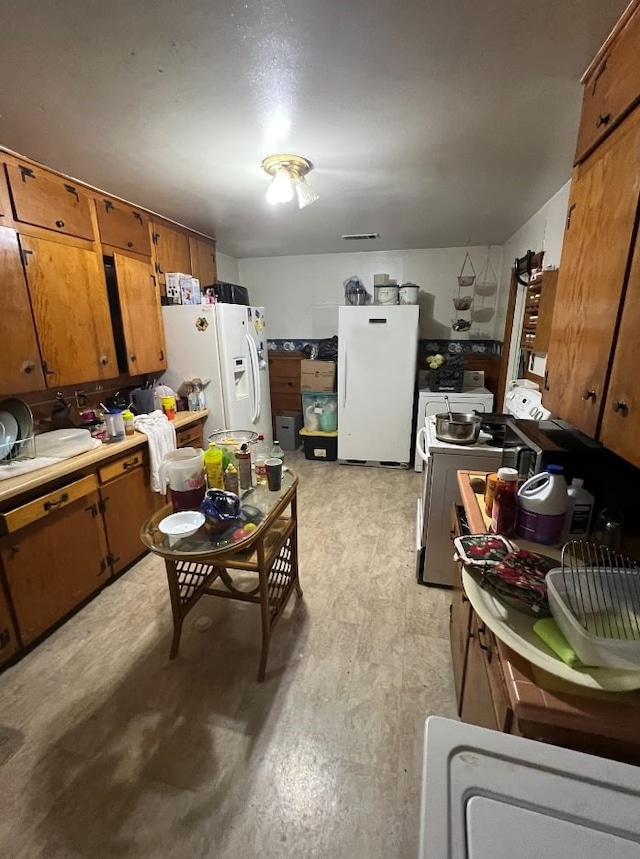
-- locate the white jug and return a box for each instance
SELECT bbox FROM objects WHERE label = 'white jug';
[158,447,205,510]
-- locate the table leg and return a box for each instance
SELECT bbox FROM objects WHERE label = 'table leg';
[257,539,271,682]
[291,492,303,597]
[165,559,184,660]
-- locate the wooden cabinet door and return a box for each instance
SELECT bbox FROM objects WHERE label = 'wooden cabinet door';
[101,465,160,576]
[189,236,217,286]
[544,111,640,437]
[600,236,640,466]
[0,226,44,394]
[450,575,471,714]
[0,581,20,666]
[20,234,117,386]
[1,489,109,645]
[152,223,191,276]
[114,252,167,375]
[96,197,150,255]
[5,163,94,240]
[460,615,499,731]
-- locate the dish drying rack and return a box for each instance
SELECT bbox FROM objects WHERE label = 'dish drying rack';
[0,436,36,465]
[547,541,640,669]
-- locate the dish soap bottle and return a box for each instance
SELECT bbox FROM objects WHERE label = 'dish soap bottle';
[204,442,224,490]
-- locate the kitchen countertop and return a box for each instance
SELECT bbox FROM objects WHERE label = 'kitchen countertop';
[0,410,208,506]
[456,468,640,762]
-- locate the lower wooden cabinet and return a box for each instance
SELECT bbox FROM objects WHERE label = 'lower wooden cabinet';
[0,582,19,666]
[1,486,110,645]
[100,456,161,577]
[176,422,205,449]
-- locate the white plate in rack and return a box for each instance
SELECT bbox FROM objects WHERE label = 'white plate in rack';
[0,411,19,460]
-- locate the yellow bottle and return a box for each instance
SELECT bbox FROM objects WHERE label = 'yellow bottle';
[204,442,224,490]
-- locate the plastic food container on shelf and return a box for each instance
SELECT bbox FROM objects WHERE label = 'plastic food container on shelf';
[301,392,338,433]
[547,567,640,670]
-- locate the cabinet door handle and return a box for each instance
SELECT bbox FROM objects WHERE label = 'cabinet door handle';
[477,625,492,662]
[22,361,36,374]
[100,355,109,366]
[55,219,65,228]
[130,354,137,363]
[122,458,139,470]
[596,112,611,128]
[159,349,164,362]
[612,400,628,415]
[582,390,596,402]
[43,492,69,511]
[127,241,133,248]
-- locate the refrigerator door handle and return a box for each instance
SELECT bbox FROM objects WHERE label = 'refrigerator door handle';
[416,427,430,463]
[342,349,347,408]
[246,334,260,422]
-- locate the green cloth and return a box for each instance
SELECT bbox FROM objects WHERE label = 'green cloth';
[533,618,584,668]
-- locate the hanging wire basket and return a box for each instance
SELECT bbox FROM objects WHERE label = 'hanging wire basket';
[457,251,476,288]
[474,253,498,296]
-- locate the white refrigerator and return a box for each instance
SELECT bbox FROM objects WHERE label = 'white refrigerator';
[338,305,419,463]
[161,304,273,447]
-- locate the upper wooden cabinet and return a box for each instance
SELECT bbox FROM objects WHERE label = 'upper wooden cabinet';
[152,223,191,276]
[0,226,44,394]
[575,2,640,165]
[543,108,640,440]
[19,234,118,387]
[112,252,167,376]
[189,236,217,286]
[96,197,150,256]
[4,163,94,240]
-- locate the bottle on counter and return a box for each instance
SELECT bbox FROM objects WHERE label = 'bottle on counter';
[237,443,252,491]
[563,478,595,542]
[490,467,519,537]
[515,464,568,546]
[255,433,268,485]
[269,440,285,462]
[484,472,499,517]
[223,462,239,495]
[122,408,135,436]
[204,442,224,490]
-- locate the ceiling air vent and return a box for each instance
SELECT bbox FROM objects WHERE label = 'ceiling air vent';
[341,232,380,241]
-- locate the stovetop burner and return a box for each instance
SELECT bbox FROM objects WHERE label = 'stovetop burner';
[477,412,511,446]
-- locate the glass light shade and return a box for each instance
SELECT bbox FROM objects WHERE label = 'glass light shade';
[266,167,294,205]
[295,177,320,209]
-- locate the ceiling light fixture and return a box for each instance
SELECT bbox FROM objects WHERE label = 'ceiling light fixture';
[261,153,319,209]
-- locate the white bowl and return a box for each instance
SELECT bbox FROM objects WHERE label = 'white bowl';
[159,511,205,538]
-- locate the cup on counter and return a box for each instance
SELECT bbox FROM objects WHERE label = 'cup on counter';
[265,458,283,491]
[161,396,176,420]
[104,411,125,442]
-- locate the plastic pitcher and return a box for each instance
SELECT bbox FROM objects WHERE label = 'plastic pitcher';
[159,447,205,511]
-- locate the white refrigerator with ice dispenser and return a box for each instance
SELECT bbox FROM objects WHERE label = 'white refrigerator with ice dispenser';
[161,304,273,447]
[338,305,419,463]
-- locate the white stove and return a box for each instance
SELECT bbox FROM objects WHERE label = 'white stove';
[415,417,503,587]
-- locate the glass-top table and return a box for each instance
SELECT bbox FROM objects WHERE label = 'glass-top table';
[139,470,300,681]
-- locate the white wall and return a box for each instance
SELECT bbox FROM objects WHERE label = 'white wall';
[497,179,571,401]
[238,245,503,340]
[216,252,240,284]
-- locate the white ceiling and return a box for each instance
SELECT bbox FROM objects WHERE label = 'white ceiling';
[0,0,628,258]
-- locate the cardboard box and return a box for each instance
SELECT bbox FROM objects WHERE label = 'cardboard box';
[300,360,336,392]
[181,276,201,305]
[165,272,191,305]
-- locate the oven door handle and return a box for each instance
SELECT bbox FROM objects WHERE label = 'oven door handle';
[416,426,429,463]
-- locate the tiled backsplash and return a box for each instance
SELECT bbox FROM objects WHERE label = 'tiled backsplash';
[268,338,502,356]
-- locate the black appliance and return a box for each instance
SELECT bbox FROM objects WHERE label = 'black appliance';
[209,281,250,306]
[502,418,640,537]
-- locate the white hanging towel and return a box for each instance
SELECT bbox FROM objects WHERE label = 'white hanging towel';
[133,410,177,492]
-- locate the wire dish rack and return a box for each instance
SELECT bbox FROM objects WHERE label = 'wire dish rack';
[0,436,36,465]
[547,541,640,669]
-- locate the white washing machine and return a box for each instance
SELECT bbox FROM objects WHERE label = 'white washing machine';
[414,376,494,472]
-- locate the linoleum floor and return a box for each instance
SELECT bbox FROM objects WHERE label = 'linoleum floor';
[0,452,457,858]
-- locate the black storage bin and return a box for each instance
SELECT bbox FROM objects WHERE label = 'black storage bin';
[301,432,338,461]
[211,281,250,305]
